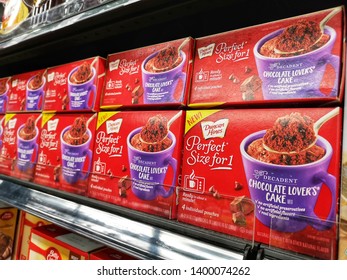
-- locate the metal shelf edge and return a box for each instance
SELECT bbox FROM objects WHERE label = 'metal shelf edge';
[0,178,243,260]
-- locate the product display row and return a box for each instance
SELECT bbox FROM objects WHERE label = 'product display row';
[0,106,345,260]
[0,0,346,261]
[0,6,345,113]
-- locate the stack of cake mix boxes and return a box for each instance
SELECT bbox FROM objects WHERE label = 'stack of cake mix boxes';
[177,6,346,260]
[0,69,46,182]
[0,57,106,197]
[33,56,105,195]
[0,77,10,177]
[87,37,194,219]
[0,5,345,261]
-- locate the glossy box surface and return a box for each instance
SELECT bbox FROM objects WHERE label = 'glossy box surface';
[178,108,342,259]
[34,113,97,195]
[0,113,41,181]
[189,7,345,108]
[43,57,106,112]
[88,110,185,219]
[7,69,46,112]
[101,37,194,109]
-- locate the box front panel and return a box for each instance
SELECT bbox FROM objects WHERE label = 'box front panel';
[102,37,194,109]
[0,113,41,180]
[34,113,97,195]
[178,108,342,259]
[44,57,105,113]
[7,70,46,113]
[88,110,185,219]
[190,7,344,107]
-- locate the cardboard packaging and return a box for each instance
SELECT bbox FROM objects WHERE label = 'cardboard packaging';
[189,6,345,108]
[101,37,194,109]
[90,247,138,260]
[7,69,47,112]
[88,110,185,219]
[0,113,41,181]
[43,57,106,112]
[0,77,11,114]
[14,211,51,260]
[177,108,342,259]
[28,224,104,260]
[34,113,98,195]
[0,207,19,260]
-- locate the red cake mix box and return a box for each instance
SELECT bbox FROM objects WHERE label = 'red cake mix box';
[7,69,47,112]
[0,113,41,181]
[0,76,11,114]
[44,56,106,112]
[14,211,51,260]
[90,247,138,260]
[88,110,185,219]
[28,224,104,260]
[101,37,194,109]
[34,113,97,195]
[177,107,342,259]
[189,6,345,108]
[0,207,18,260]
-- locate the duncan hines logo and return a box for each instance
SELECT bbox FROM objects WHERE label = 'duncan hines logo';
[197,43,215,59]
[106,119,122,134]
[201,119,229,139]
[12,79,26,91]
[8,118,17,129]
[48,72,67,86]
[47,119,59,131]
[109,59,120,71]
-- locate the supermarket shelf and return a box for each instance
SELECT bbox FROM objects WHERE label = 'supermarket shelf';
[0,0,343,261]
[0,175,315,260]
[0,175,245,260]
